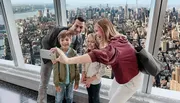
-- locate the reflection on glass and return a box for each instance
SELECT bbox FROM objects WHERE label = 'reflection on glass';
[153,0,180,91]
[0,88,20,103]
[11,1,56,65]
[0,9,13,60]
[0,80,38,103]
[66,0,151,79]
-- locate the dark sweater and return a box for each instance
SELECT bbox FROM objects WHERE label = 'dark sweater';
[42,26,69,50]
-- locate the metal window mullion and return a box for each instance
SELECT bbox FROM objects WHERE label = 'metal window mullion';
[54,0,67,26]
[1,0,24,68]
[60,0,67,26]
[54,0,61,26]
[141,0,168,93]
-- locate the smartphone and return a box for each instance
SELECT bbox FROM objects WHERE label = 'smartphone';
[40,49,56,60]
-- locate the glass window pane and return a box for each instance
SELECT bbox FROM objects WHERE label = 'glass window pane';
[152,0,180,92]
[0,6,13,60]
[66,0,151,79]
[11,0,56,66]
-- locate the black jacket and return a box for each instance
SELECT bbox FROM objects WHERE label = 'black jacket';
[42,26,69,50]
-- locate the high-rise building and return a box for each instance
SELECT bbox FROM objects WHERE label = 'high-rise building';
[38,10,43,17]
[86,7,93,19]
[111,7,115,17]
[171,28,179,40]
[124,2,128,19]
[76,8,81,16]
[47,9,50,18]
[128,8,131,19]
[66,10,69,19]
[136,0,138,19]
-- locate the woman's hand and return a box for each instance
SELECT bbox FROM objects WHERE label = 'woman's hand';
[50,48,92,64]
[50,47,58,53]
[50,47,58,64]
[56,55,68,64]
[50,47,68,64]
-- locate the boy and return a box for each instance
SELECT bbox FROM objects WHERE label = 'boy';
[52,30,80,103]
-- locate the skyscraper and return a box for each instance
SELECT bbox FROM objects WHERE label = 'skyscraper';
[38,10,43,17]
[124,1,128,19]
[86,6,93,19]
[47,9,50,18]
[136,0,138,19]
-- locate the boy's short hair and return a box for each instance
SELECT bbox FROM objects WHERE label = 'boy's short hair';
[58,30,74,40]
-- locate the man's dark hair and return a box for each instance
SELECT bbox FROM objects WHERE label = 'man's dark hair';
[74,15,86,22]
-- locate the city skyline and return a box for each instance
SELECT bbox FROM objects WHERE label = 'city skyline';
[11,0,180,6]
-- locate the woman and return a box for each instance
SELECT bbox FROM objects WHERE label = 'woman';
[51,18,142,103]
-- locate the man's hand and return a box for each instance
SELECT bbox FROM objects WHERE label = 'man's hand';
[74,84,79,90]
[55,86,61,92]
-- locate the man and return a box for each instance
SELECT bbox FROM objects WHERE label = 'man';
[37,16,86,103]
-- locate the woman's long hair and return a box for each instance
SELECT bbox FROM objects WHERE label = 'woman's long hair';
[96,18,118,42]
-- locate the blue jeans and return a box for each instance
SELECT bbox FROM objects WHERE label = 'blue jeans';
[55,83,74,103]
